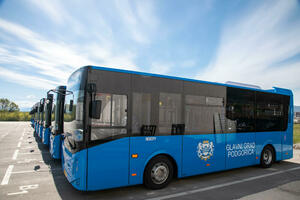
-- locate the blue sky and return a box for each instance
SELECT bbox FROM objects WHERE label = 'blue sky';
[0,0,300,111]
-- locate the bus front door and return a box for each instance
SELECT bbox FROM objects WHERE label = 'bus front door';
[182,134,226,177]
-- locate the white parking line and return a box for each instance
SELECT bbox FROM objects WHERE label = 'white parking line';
[1,165,14,185]
[12,150,19,160]
[19,152,48,155]
[17,142,21,148]
[11,168,61,174]
[146,166,300,200]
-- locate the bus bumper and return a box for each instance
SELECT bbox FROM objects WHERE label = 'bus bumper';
[39,125,43,139]
[50,134,62,159]
[62,144,87,191]
[42,128,50,146]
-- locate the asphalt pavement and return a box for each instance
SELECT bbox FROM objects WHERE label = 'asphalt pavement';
[0,122,300,200]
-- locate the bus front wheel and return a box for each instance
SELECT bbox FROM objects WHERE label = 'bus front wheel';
[260,146,274,168]
[144,155,173,189]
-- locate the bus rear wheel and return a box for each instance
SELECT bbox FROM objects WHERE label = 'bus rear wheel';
[260,146,274,168]
[144,155,173,189]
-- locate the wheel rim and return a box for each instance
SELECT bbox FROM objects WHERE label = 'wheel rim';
[151,162,169,184]
[263,149,272,165]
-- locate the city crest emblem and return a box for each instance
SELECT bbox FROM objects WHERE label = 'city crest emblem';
[197,140,214,161]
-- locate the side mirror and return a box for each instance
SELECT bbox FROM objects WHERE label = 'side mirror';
[90,100,101,119]
[69,100,73,112]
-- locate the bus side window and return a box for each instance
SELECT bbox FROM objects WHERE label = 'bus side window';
[226,88,255,133]
[159,93,181,135]
[132,93,151,135]
[90,93,128,141]
[256,92,285,132]
[185,95,225,134]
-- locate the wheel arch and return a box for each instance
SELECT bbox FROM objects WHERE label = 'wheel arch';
[143,152,179,180]
[261,144,276,161]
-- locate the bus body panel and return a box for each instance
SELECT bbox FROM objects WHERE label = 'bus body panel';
[129,136,182,185]
[39,125,43,139]
[37,124,40,137]
[256,132,282,162]
[282,97,294,160]
[62,145,87,191]
[42,127,51,146]
[50,134,62,159]
[282,126,293,160]
[182,134,225,177]
[34,122,37,136]
[225,132,256,169]
[87,138,130,191]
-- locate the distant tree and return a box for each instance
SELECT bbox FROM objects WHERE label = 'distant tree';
[0,98,20,112]
[8,102,19,112]
[0,98,10,111]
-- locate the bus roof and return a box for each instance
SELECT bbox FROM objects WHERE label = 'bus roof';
[71,65,293,96]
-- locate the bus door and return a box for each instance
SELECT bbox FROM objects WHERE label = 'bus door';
[182,134,226,177]
[182,103,226,177]
[87,93,130,191]
[225,88,256,169]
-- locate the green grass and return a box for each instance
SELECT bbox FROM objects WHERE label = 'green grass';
[0,111,31,121]
[294,124,300,144]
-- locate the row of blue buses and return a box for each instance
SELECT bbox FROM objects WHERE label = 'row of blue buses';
[30,65,294,191]
[30,86,68,159]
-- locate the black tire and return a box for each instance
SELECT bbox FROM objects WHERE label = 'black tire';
[260,146,274,168]
[144,155,174,189]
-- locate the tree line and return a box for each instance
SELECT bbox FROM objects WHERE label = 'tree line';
[0,98,30,121]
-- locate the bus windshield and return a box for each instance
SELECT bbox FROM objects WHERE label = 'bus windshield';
[64,68,85,143]
[64,90,84,142]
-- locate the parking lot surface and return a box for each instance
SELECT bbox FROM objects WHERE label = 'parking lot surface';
[0,122,300,200]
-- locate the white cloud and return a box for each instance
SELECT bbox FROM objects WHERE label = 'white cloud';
[26,95,36,99]
[149,62,172,74]
[114,0,159,44]
[0,18,140,89]
[0,66,57,89]
[28,0,65,24]
[196,0,300,105]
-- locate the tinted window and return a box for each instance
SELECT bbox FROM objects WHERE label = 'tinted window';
[185,95,225,134]
[132,93,151,134]
[91,93,127,140]
[256,92,286,132]
[226,87,255,132]
[159,93,181,135]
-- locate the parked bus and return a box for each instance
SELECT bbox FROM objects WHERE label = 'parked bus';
[35,102,41,137]
[49,86,67,159]
[30,104,37,128]
[29,106,35,128]
[42,93,54,146]
[62,66,293,191]
[38,98,46,139]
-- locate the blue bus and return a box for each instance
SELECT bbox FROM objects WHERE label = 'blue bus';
[30,104,38,129]
[49,86,70,159]
[42,93,54,146]
[35,102,41,138]
[29,105,36,128]
[38,98,46,139]
[62,66,293,191]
